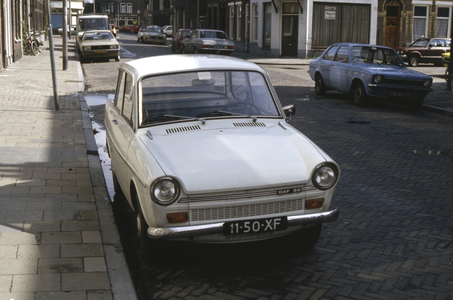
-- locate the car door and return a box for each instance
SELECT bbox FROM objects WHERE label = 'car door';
[428,38,448,60]
[106,70,135,193]
[330,45,351,92]
[319,45,339,89]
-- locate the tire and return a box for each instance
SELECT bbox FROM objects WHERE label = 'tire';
[351,81,367,106]
[409,55,419,67]
[292,224,322,248]
[137,38,140,42]
[445,69,449,82]
[171,44,175,53]
[30,41,39,55]
[134,193,154,264]
[314,74,327,96]
[115,55,120,62]
[194,47,199,54]
[112,170,125,201]
[182,46,187,54]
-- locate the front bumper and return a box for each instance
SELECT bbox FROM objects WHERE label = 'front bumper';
[367,83,432,100]
[147,208,339,240]
[81,49,119,58]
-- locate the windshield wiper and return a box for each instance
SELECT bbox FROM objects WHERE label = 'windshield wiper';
[164,114,206,125]
[218,110,258,122]
[195,110,258,122]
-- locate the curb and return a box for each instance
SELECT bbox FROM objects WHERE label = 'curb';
[76,59,138,299]
[422,104,453,117]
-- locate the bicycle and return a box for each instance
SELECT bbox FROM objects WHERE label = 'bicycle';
[27,31,43,55]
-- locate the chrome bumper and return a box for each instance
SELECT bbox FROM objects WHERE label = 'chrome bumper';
[147,208,339,240]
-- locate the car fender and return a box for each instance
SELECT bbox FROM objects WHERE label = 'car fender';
[407,50,422,58]
[349,76,367,95]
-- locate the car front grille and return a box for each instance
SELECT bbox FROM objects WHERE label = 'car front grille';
[191,199,304,221]
[91,45,110,50]
[382,79,425,87]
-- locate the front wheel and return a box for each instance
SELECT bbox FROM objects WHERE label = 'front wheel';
[409,55,419,67]
[115,55,120,62]
[315,75,327,96]
[134,194,154,264]
[351,81,367,106]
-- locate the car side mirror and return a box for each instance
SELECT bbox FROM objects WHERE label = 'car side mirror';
[283,104,296,119]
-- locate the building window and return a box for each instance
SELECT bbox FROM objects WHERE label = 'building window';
[413,6,428,40]
[236,5,242,41]
[229,6,235,40]
[127,3,132,14]
[263,2,271,48]
[252,3,258,42]
[436,6,450,38]
[312,3,370,48]
[120,3,126,14]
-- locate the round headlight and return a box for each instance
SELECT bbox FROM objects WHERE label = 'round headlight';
[151,178,180,205]
[372,75,383,84]
[423,79,432,88]
[311,163,339,190]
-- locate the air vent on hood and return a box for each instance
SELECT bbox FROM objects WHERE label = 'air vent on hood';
[233,122,266,128]
[166,125,201,134]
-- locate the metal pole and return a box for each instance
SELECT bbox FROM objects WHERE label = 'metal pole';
[69,0,72,40]
[448,11,453,90]
[46,0,60,111]
[63,0,68,70]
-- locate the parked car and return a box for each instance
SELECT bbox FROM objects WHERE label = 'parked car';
[162,25,173,37]
[117,25,127,32]
[77,30,120,62]
[171,29,192,53]
[124,25,140,34]
[309,43,433,109]
[105,54,340,260]
[182,29,234,55]
[394,38,451,67]
[141,26,166,44]
[57,25,76,35]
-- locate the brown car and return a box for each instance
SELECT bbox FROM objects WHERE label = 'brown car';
[395,38,451,67]
[171,29,192,53]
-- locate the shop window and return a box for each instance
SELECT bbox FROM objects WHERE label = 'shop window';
[413,6,428,41]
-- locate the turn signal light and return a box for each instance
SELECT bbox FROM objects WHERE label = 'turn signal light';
[305,198,324,209]
[166,212,188,223]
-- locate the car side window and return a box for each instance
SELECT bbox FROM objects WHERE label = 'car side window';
[114,71,125,113]
[122,73,134,126]
[334,46,349,63]
[432,39,445,47]
[323,46,339,61]
[447,40,451,47]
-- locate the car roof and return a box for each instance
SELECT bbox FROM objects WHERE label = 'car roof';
[328,43,395,50]
[83,30,111,34]
[121,55,265,78]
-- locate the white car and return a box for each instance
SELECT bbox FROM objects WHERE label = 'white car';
[162,25,173,36]
[105,55,340,261]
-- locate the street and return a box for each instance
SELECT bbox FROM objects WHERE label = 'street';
[82,33,453,300]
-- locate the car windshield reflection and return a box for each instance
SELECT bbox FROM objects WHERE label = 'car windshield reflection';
[351,46,404,67]
[140,71,280,126]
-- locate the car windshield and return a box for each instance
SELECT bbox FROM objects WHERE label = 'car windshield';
[411,39,430,47]
[351,46,404,66]
[200,31,228,39]
[83,31,114,40]
[182,31,191,37]
[140,71,280,126]
[147,27,162,33]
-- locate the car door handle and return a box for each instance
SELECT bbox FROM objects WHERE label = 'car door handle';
[112,119,118,125]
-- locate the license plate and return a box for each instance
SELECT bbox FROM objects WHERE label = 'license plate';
[94,50,108,54]
[390,91,410,98]
[213,45,223,49]
[223,217,288,235]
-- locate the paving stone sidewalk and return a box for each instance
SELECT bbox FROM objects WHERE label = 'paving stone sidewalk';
[0,38,136,300]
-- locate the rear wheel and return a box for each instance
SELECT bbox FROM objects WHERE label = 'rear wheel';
[314,75,327,96]
[409,55,419,67]
[351,81,367,106]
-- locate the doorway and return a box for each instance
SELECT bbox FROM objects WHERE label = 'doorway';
[384,5,400,48]
[281,3,299,57]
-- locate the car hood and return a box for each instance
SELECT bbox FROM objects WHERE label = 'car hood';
[358,64,431,78]
[139,122,328,194]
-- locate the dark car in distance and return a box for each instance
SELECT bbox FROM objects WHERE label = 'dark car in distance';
[171,29,192,53]
[395,38,451,67]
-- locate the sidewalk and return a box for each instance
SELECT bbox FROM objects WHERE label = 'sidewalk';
[0,38,136,299]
